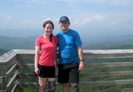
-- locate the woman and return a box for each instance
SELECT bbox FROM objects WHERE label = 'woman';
[34,20,58,92]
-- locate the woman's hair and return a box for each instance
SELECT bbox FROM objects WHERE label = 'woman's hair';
[43,20,54,42]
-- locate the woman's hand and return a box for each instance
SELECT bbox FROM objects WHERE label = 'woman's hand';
[35,67,40,75]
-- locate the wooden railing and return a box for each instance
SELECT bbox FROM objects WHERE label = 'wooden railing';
[0,49,133,92]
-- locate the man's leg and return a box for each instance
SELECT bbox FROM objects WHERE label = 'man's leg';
[69,64,79,92]
[48,81,56,92]
[58,64,69,92]
[71,83,79,92]
[62,83,69,92]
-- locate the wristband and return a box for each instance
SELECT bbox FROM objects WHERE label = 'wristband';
[80,60,84,62]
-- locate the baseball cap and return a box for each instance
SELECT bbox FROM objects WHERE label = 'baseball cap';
[59,16,70,23]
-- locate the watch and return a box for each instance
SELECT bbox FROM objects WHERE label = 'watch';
[80,60,84,62]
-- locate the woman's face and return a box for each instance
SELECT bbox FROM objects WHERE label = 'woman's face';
[44,23,53,36]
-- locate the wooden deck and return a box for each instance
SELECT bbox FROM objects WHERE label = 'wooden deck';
[0,49,133,92]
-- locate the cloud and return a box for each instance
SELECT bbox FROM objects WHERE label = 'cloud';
[94,15,105,22]
[22,19,33,24]
[11,0,50,8]
[59,0,133,7]
[12,0,52,5]
[110,21,118,25]
[6,17,11,21]
[71,17,91,26]
[5,17,11,24]
[73,19,81,25]
[109,0,133,6]
[80,18,91,25]
[71,15,105,26]
[0,0,132,30]
[13,0,45,4]
[43,18,52,22]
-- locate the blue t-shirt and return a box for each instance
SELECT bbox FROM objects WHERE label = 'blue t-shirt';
[56,29,82,64]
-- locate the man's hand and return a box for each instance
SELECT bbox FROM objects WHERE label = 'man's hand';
[78,61,84,71]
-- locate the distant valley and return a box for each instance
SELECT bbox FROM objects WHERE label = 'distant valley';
[0,35,37,50]
[0,34,133,55]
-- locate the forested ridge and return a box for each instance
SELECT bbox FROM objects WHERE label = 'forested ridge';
[0,49,9,56]
[84,44,133,49]
[0,43,133,55]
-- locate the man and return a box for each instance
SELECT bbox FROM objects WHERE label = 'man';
[56,16,84,92]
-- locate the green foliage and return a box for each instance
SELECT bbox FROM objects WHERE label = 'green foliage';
[24,88,37,92]
[0,48,8,56]
[22,58,133,91]
[81,66,133,73]
[80,84,133,91]
[84,44,133,49]
[85,58,133,63]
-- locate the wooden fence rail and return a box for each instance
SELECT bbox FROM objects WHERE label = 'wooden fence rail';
[0,49,133,92]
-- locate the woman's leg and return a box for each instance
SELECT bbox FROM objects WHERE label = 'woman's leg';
[38,77,47,92]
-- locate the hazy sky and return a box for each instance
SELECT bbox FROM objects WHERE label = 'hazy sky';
[0,0,133,37]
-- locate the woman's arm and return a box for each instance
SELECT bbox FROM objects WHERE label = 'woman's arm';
[34,46,40,75]
[54,45,58,66]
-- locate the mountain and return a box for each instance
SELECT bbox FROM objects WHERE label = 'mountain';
[0,34,133,50]
[0,35,38,50]
[81,34,133,47]
[84,42,133,49]
[0,49,9,56]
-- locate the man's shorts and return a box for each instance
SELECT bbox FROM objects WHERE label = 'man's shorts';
[58,63,79,83]
[35,64,55,78]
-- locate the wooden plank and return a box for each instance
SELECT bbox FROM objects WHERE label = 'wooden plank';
[83,49,133,54]
[0,50,17,63]
[19,70,133,79]
[18,82,61,88]
[18,74,58,79]
[85,62,133,68]
[10,84,18,92]
[13,49,133,54]
[17,54,34,59]
[0,76,4,90]
[13,49,133,59]
[22,64,34,68]
[79,79,133,86]
[83,49,133,59]
[83,88,133,92]
[18,83,39,88]
[5,74,18,92]
[22,62,133,68]
[13,49,34,59]
[4,64,18,82]
[84,53,133,59]
[80,71,133,78]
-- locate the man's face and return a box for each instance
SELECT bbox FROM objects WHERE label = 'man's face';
[59,21,70,32]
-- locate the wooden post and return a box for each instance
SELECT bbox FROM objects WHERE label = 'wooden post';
[0,75,4,90]
[15,55,23,92]
[0,64,7,91]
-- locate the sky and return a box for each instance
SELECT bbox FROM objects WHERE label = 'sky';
[0,0,133,37]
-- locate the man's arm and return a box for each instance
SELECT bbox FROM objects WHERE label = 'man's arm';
[77,46,84,71]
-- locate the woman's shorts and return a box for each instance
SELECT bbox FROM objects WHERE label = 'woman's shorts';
[35,64,55,78]
[58,63,79,83]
